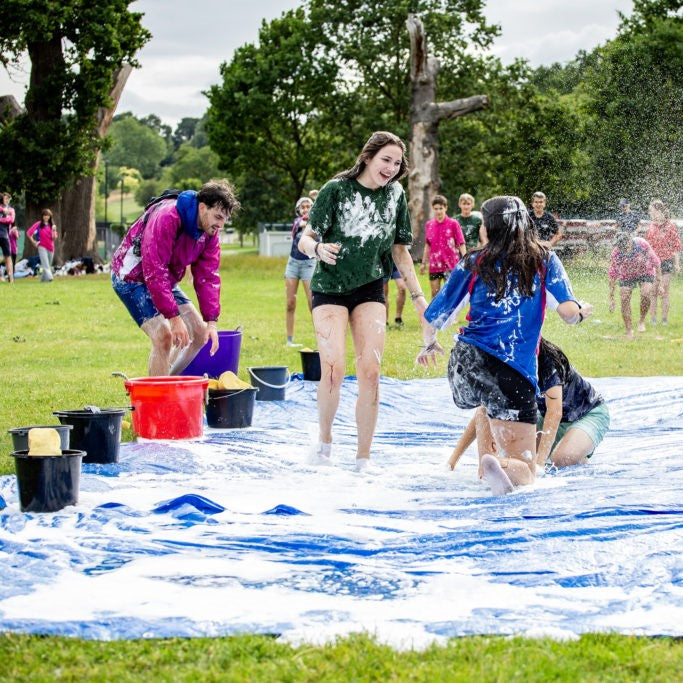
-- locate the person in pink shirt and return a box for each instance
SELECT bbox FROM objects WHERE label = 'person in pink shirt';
[645,199,681,325]
[608,232,661,339]
[27,208,58,282]
[420,194,465,299]
[0,192,15,283]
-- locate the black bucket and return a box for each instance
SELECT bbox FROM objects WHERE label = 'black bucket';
[8,424,73,452]
[206,387,258,428]
[10,449,85,513]
[53,408,126,464]
[248,366,290,401]
[299,350,321,381]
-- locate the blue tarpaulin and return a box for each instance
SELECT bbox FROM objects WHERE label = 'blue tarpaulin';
[1,375,681,647]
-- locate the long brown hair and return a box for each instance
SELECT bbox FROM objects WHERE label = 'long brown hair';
[336,131,408,182]
[40,209,54,226]
[539,337,571,384]
[467,196,548,299]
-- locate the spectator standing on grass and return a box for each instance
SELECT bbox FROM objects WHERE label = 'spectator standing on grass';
[285,196,315,347]
[420,194,465,299]
[645,199,681,326]
[111,180,240,376]
[0,192,15,283]
[27,209,58,283]
[456,193,482,250]
[615,198,641,234]
[608,232,660,339]
[9,221,20,270]
[383,260,408,328]
[528,191,562,247]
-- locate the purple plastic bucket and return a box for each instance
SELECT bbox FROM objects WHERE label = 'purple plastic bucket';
[180,328,242,378]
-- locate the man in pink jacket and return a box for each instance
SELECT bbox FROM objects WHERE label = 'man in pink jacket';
[112,179,240,375]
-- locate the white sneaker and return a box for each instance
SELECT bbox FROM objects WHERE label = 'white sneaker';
[286,341,303,348]
[354,457,377,474]
[307,442,333,466]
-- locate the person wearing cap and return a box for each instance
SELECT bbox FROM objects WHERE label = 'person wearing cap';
[616,198,641,234]
[608,231,660,338]
[528,191,562,246]
[284,196,316,347]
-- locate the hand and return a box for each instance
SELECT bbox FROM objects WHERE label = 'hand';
[316,242,340,265]
[419,263,425,275]
[169,315,190,349]
[416,340,444,367]
[206,323,219,356]
[578,301,593,321]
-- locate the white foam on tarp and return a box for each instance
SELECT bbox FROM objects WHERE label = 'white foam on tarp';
[0,375,682,647]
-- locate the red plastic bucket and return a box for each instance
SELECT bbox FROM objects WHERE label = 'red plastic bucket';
[180,328,242,378]
[124,376,209,440]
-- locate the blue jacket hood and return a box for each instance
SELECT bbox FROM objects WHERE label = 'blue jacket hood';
[175,190,201,240]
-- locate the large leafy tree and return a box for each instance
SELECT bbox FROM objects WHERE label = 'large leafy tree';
[108,115,168,179]
[0,0,149,257]
[207,8,347,216]
[582,0,683,212]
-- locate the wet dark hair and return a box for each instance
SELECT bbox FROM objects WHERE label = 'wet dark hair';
[468,195,548,299]
[336,131,408,182]
[197,179,241,216]
[432,194,448,207]
[614,231,632,250]
[539,337,571,384]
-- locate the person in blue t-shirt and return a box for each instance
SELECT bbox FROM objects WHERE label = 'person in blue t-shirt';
[417,195,593,495]
[448,337,610,474]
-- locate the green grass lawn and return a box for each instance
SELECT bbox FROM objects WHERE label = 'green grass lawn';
[0,251,682,679]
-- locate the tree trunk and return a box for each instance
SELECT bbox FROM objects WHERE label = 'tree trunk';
[55,65,133,263]
[406,14,488,259]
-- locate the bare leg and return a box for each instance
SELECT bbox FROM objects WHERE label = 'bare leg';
[429,278,440,299]
[169,303,208,375]
[651,271,661,322]
[637,281,653,331]
[4,256,13,284]
[313,304,349,444]
[488,419,536,487]
[141,315,173,376]
[660,273,672,322]
[550,426,595,467]
[619,285,634,337]
[449,413,477,470]
[395,277,407,320]
[349,301,386,460]
[301,279,313,313]
[285,278,299,339]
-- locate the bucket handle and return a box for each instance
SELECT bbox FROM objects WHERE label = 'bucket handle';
[248,367,291,390]
[209,387,256,400]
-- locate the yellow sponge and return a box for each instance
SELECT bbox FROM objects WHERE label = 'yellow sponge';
[28,428,61,456]
[217,370,251,390]
[207,379,221,390]
[300,347,316,353]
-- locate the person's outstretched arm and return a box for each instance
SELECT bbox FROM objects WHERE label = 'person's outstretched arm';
[536,386,562,466]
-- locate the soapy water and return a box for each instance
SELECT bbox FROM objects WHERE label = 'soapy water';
[0,375,681,647]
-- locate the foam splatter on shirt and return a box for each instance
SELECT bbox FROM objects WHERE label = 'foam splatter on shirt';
[308,178,412,294]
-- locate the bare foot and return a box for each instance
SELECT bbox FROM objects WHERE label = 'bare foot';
[625,330,635,340]
[481,454,514,496]
[637,322,646,333]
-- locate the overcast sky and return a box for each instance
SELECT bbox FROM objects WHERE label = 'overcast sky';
[1,0,633,129]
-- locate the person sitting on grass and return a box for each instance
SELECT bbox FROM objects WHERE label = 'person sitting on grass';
[449,337,610,473]
[608,231,660,339]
